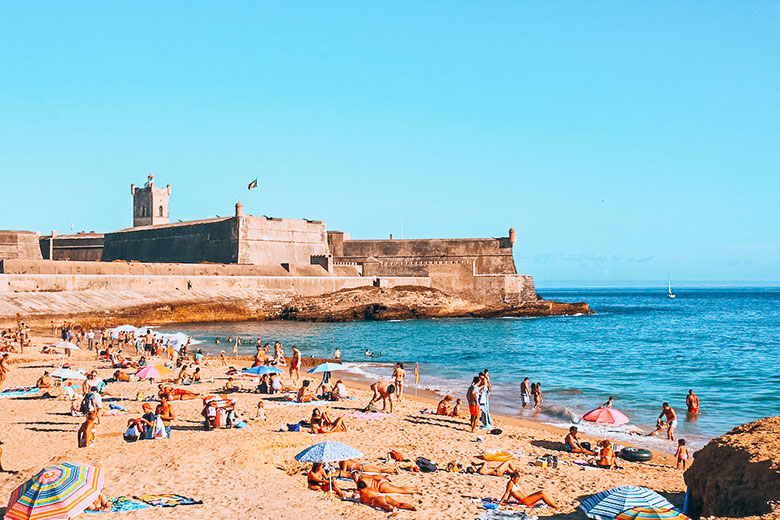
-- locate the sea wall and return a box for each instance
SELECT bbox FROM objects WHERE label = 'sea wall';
[236,216,331,269]
[0,273,429,296]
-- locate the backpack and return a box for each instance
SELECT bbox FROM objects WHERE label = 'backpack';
[79,393,94,415]
[415,457,437,473]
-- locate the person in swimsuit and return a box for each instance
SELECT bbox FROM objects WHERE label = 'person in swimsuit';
[252,345,265,368]
[310,416,347,433]
[296,380,314,402]
[450,398,463,417]
[499,472,559,508]
[307,463,346,497]
[355,479,416,512]
[436,395,453,415]
[675,439,690,469]
[352,471,419,495]
[338,459,397,476]
[36,371,53,389]
[565,426,594,455]
[365,381,395,413]
[658,402,678,441]
[686,389,699,414]
[78,410,98,448]
[595,440,617,468]
[603,396,614,409]
[520,377,531,408]
[467,376,480,433]
[392,363,406,401]
[156,394,175,438]
[470,460,519,476]
[289,346,301,384]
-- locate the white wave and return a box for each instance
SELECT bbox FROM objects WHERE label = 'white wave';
[109,325,201,348]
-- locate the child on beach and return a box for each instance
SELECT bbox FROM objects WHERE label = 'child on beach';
[256,401,265,420]
[675,439,689,469]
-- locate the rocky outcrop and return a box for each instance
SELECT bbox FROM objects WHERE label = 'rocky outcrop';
[279,286,592,321]
[685,416,780,519]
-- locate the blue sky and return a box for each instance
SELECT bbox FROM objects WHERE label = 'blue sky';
[1,2,778,285]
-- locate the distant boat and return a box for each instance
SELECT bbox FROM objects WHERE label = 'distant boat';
[668,277,676,299]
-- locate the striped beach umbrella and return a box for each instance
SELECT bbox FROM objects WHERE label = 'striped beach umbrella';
[135,365,172,380]
[581,487,674,520]
[617,507,689,520]
[6,462,103,520]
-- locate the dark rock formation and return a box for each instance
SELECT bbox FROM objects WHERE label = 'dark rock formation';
[685,416,780,519]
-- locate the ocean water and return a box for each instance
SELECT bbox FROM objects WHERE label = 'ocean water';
[153,287,780,453]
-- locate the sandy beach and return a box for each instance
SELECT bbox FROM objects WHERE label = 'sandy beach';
[0,331,685,520]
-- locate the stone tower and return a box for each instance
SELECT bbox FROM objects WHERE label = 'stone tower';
[131,174,171,227]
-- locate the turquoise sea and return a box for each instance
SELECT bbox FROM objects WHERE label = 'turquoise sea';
[156,287,780,453]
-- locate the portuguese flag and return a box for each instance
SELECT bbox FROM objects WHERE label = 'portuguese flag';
[248,178,258,190]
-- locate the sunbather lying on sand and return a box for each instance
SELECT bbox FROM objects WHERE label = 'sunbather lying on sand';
[310,416,347,433]
[351,471,419,494]
[307,463,346,498]
[355,479,416,512]
[158,384,201,401]
[86,493,112,512]
[499,472,559,508]
[469,460,519,476]
[338,459,397,476]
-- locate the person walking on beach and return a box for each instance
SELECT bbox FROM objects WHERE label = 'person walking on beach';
[520,377,531,408]
[289,345,301,383]
[686,389,699,414]
[467,376,480,433]
[392,363,406,401]
[675,439,689,470]
[658,402,678,441]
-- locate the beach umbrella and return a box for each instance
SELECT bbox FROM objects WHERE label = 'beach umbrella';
[203,395,233,408]
[581,487,674,520]
[49,341,80,351]
[241,365,282,377]
[582,407,630,425]
[49,368,86,381]
[295,441,363,463]
[6,462,104,520]
[135,365,173,380]
[616,506,689,520]
[307,362,346,374]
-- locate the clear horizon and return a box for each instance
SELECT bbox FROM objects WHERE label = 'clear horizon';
[1,2,778,284]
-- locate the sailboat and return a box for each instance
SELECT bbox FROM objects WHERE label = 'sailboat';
[667,277,676,299]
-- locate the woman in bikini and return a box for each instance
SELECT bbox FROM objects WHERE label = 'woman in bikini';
[595,440,617,468]
[310,416,347,433]
[352,471,419,495]
[470,460,519,476]
[338,459,397,476]
[356,479,416,512]
[499,472,559,508]
[306,463,346,498]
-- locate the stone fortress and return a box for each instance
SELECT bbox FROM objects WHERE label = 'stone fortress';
[1,175,537,306]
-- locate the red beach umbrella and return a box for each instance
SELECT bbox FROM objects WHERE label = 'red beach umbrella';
[582,406,630,425]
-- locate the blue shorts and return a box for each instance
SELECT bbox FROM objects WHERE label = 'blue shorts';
[165,426,172,437]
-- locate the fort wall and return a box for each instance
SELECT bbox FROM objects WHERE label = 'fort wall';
[39,233,104,261]
[237,216,331,268]
[0,231,43,261]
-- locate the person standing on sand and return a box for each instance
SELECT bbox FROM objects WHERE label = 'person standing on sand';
[478,372,493,430]
[467,376,480,433]
[686,389,699,414]
[156,394,175,438]
[365,381,395,413]
[0,353,10,388]
[392,363,406,401]
[289,345,301,383]
[658,402,678,441]
[520,377,531,408]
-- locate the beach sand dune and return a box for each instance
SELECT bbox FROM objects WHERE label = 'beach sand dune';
[0,340,684,520]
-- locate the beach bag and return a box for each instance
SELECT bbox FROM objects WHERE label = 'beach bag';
[416,457,437,473]
[79,393,94,415]
[287,423,301,432]
[152,416,168,438]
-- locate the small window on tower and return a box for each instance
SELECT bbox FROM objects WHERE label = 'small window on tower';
[159,205,164,217]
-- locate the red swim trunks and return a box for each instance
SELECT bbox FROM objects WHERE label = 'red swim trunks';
[469,403,479,417]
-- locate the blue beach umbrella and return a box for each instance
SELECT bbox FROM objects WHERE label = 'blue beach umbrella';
[581,487,675,520]
[242,365,282,376]
[295,441,363,464]
[307,362,346,374]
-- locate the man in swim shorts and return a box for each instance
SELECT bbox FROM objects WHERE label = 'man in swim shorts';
[520,377,531,408]
[658,402,678,441]
[365,381,395,413]
[686,389,699,414]
[467,376,480,433]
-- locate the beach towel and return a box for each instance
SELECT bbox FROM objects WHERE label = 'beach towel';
[135,494,203,507]
[477,510,536,520]
[85,496,151,513]
[0,387,40,397]
[109,403,128,410]
[276,400,331,406]
[346,412,391,420]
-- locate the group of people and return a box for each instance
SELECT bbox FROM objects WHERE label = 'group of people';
[0,322,30,354]
[519,377,543,409]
